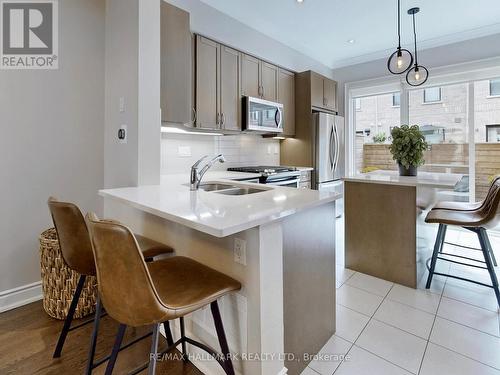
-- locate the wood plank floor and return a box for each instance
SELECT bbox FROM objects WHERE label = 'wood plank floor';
[0,301,203,375]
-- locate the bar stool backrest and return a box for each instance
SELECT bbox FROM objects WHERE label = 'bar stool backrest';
[480,178,500,229]
[47,197,96,276]
[86,213,167,327]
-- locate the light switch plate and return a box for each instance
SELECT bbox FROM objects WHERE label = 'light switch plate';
[267,145,272,154]
[119,97,125,112]
[178,146,192,157]
[234,238,247,266]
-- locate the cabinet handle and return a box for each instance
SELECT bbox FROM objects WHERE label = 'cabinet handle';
[216,113,220,127]
[221,113,225,126]
[262,86,265,98]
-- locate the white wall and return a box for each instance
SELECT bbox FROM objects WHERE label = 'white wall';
[161,134,280,175]
[165,0,333,77]
[104,0,161,189]
[0,0,105,303]
[333,32,500,116]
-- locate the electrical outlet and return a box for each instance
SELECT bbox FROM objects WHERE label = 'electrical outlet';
[234,238,247,266]
[274,145,279,154]
[267,145,272,154]
[178,146,191,157]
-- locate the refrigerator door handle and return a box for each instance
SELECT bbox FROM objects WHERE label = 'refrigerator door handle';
[329,126,334,170]
[333,124,340,172]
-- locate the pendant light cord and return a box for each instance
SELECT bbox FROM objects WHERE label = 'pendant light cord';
[397,0,401,47]
[412,12,418,65]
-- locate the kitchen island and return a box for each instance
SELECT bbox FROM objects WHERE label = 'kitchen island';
[343,170,462,288]
[100,174,340,375]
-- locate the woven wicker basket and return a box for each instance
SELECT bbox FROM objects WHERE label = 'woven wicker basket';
[39,228,97,320]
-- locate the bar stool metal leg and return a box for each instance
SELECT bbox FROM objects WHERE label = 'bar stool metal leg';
[179,317,188,362]
[53,274,86,358]
[105,324,127,375]
[478,229,500,307]
[426,224,447,289]
[148,323,160,375]
[211,300,235,375]
[162,321,174,346]
[85,296,103,375]
[438,225,447,254]
[483,230,498,267]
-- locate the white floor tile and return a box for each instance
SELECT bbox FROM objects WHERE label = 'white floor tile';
[443,282,499,312]
[430,317,500,370]
[356,319,427,374]
[374,299,435,339]
[417,273,447,295]
[336,266,355,286]
[308,335,351,375]
[337,284,384,317]
[334,345,412,375]
[420,342,500,375]
[345,272,393,297]
[336,304,370,343]
[300,366,321,375]
[387,284,441,314]
[437,297,500,336]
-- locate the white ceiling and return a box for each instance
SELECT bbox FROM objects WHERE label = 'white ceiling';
[199,0,500,69]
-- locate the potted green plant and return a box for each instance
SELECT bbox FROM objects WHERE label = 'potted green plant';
[372,132,387,143]
[389,125,428,176]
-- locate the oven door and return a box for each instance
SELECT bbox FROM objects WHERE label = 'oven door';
[266,177,300,188]
[244,96,284,133]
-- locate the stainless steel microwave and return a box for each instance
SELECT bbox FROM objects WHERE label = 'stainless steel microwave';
[243,96,283,133]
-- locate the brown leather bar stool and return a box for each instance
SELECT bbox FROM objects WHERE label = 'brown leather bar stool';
[424,178,500,307]
[47,197,174,374]
[86,212,242,375]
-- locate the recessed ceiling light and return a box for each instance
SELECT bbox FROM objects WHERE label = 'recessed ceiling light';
[347,39,356,44]
[296,0,304,3]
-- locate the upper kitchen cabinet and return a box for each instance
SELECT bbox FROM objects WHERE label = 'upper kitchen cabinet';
[241,53,279,102]
[278,68,295,136]
[195,36,241,131]
[306,71,338,112]
[241,54,260,98]
[160,2,193,125]
[219,46,241,131]
[195,36,219,129]
[261,62,278,101]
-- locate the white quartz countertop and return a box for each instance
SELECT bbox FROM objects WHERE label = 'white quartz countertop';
[100,175,340,238]
[343,170,462,188]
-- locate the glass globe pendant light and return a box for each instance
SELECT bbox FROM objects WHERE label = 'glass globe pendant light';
[406,7,429,86]
[387,0,413,74]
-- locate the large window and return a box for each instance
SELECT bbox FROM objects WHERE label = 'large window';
[490,79,500,96]
[352,93,400,173]
[423,87,441,103]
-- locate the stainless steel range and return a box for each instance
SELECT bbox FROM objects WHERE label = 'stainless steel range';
[227,166,301,188]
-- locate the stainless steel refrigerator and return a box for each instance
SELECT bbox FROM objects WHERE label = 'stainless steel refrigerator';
[313,112,345,216]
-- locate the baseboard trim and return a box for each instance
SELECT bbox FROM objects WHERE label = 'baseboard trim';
[0,281,43,313]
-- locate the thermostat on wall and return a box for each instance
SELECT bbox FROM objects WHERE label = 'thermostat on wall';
[118,125,127,144]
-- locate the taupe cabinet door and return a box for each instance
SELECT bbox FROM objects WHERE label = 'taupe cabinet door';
[261,62,278,101]
[324,78,337,112]
[278,68,295,136]
[310,72,324,108]
[196,36,219,129]
[219,46,241,131]
[160,2,192,124]
[241,54,260,98]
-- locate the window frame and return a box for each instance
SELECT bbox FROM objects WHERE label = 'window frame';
[489,79,500,97]
[423,87,442,104]
[355,98,361,111]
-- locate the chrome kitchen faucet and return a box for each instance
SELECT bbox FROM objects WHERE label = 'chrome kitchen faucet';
[190,154,226,190]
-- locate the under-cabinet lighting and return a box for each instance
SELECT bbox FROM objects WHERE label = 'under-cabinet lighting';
[161,127,223,136]
[273,136,286,140]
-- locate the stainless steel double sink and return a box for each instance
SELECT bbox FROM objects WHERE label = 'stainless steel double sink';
[198,183,268,195]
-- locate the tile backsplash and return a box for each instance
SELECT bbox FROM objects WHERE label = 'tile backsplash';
[161,133,280,175]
